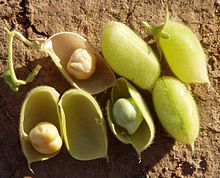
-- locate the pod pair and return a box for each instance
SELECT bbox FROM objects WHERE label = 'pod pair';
[101,17,209,87]
[142,14,205,146]
[109,77,200,151]
[20,86,107,170]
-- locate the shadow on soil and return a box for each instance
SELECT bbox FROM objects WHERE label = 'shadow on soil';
[0,56,175,178]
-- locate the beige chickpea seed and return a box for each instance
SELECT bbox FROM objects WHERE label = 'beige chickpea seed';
[29,122,62,154]
[67,48,97,80]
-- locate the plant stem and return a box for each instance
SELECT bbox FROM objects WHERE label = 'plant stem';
[4,27,44,91]
[6,28,19,83]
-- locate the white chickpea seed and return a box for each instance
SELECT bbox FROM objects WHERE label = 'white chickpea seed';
[67,48,97,80]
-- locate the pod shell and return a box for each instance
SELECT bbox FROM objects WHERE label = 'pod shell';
[158,20,209,83]
[101,21,160,91]
[20,86,61,170]
[59,89,108,160]
[153,76,200,144]
[43,32,116,94]
[107,78,155,157]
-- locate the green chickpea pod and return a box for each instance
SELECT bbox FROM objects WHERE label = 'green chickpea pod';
[107,78,155,158]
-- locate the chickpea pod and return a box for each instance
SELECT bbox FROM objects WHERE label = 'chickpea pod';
[101,21,160,91]
[59,89,108,160]
[43,32,116,94]
[29,122,62,154]
[153,76,200,148]
[107,78,155,158]
[143,14,209,84]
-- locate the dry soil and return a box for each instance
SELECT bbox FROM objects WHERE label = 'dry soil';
[0,0,219,178]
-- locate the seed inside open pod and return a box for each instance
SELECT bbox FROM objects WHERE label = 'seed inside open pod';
[20,86,62,171]
[67,48,97,80]
[59,89,108,160]
[29,122,62,154]
[107,78,155,159]
[43,32,116,94]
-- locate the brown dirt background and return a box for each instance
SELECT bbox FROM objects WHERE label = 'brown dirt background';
[0,0,219,177]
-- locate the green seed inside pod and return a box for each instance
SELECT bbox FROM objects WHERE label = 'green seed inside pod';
[107,78,155,158]
[29,122,62,154]
[113,98,143,135]
[67,48,97,80]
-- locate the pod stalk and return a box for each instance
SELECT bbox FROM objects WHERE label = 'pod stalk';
[143,11,170,40]
[142,21,169,40]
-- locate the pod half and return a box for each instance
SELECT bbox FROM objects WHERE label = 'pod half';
[59,89,108,160]
[43,32,116,94]
[20,86,61,170]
